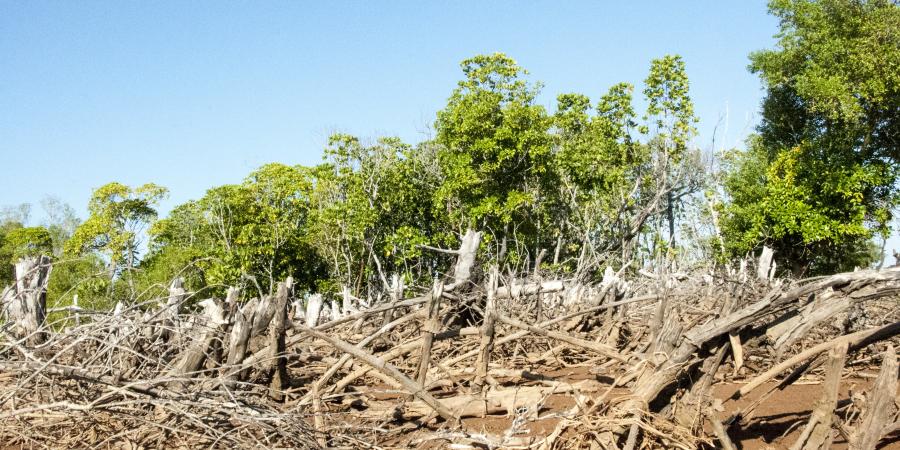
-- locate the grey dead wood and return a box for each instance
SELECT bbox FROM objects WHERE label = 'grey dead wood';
[295,325,460,424]
[473,268,498,393]
[415,280,444,389]
[790,342,847,450]
[166,298,227,390]
[850,344,898,450]
[2,255,52,346]
[267,278,292,401]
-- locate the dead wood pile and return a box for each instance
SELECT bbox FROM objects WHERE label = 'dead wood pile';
[2,234,900,449]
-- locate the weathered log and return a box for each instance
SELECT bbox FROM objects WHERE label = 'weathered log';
[224,296,257,379]
[447,229,481,290]
[767,287,848,353]
[757,246,774,282]
[495,313,628,362]
[250,293,275,336]
[375,274,404,349]
[473,269,498,393]
[850,344,898,450]
[644,268,900,410]
[296,325,459,424]
[299,306,427,406]
[790,342,847,450]
[167,297,227,389]
[266,278,292,400]
[415,280,443,389]
[2,255,52,346]
[305,293,323,328]
[160,277,185,342]
[737,321,900,400]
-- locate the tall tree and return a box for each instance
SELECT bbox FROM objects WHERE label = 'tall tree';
[66,182,168,280]
[721,0,899,274]
[149,164,323,294]
[552,83,652,270]
[307,135,449,294]
[434,53,553,261]
[642,55,699,250]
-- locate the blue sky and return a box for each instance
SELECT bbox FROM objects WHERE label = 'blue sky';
[2,1,897,261]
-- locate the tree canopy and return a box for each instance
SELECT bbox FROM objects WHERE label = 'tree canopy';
[3,1,898,308]
[721,0,899,274]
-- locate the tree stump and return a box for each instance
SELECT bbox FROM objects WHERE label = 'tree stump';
[2,255,52,346]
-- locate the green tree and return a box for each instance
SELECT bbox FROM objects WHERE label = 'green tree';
[149,164,324,295]
[434,53,553,257]
[552,83,651,270]
[721,0,899,274]
[307,135,450,294]
[642,55,699,250]
[66,182,168,281]
[0,220,25,286]
[1,226,53,261]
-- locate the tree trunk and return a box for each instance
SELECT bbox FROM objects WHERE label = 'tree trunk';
[2,255,52,346]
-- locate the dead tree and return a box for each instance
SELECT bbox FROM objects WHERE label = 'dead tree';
[1,255,52,346]
[266,277,293,400]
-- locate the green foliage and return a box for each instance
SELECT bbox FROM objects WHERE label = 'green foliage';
[550,82,655,269]
[307,135,452,291]
[722,0,899,274]
[435,53,553,231]
[2,226,53,261]
[46,254,113,312]
[148,163,324,294]
[721,138,892,273]
[643,55,698,160]
[555,83,643,201]
[66,182,168,272]
[0,220,24,286]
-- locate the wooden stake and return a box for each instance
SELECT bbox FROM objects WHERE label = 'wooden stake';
[415,280,443,389]
[268,278,293,401]
[473,267,498,393]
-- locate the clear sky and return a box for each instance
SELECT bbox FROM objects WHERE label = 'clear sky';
[2,1,898,261]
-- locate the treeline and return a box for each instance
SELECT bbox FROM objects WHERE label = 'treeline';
[1,0,897,311]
